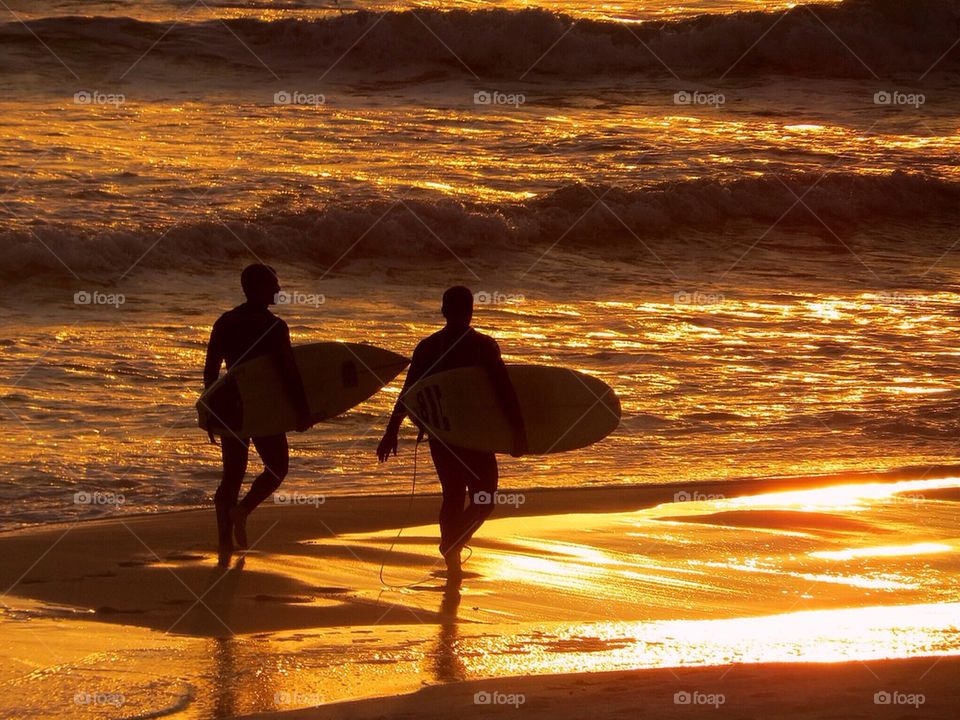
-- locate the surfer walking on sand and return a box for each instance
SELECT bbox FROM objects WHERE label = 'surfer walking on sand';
[203,264,311,562]
[377,286,527,584]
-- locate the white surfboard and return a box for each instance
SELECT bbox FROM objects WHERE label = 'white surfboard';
[402,365,620,454]
[198,342,409,437]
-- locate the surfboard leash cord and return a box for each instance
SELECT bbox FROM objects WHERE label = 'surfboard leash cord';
[378,434,471,590]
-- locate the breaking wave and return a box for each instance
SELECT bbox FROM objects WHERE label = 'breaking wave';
[2,1,959,83]
[5,170,960,282]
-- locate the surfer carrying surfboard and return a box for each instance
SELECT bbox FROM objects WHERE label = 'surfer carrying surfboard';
[376,286,528,583]
[203,264,312,560]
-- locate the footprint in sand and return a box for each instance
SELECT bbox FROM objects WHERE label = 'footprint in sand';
[117,552,206,568]
[165,552,205,561]
[96,606,146,616]
[253,594,314,604]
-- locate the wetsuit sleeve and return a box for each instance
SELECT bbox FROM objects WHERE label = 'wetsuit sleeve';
[484,338,526,434]
[203,318,225,389]
[276,322,311,417]
[386,342,427,435]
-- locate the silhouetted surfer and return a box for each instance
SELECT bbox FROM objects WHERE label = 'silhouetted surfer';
[377,286,527,584]
[204,264,311,561]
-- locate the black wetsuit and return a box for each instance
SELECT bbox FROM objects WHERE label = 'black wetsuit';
[203,303,303,546]
[387,325,525,553]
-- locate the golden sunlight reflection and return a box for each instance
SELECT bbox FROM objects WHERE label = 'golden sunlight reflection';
[6,101,960,232]
[458,603,960,678]
[715,477,960,512]
[811,543,953,561]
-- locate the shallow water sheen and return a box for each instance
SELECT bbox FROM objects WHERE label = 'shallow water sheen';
[5,263,960,529]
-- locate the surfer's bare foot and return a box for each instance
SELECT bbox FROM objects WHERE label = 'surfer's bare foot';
[229,507,249,549]
[443,547,462,586]
[217,542,233,568]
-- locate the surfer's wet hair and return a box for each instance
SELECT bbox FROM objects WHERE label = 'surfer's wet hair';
[442,286,473,321]
[241,263,278,299]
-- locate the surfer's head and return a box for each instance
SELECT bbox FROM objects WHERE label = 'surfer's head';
[441,286,473,328]
[241,263,280,306]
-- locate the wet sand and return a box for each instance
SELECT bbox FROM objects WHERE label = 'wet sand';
[0,467,958,718]
[251,655,958,720]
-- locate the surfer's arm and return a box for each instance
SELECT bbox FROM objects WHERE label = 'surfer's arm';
[485,341,528,456]
[202,321,227,444]
[386,343,427,435]
[203,321,225,389]
[378,344,425,461]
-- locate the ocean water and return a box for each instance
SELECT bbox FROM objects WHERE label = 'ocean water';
[3,0,960,529]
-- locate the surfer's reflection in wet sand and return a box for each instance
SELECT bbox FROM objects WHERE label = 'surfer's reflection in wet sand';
[377,286,528,585]
[203,264,312,566]
[433,587,466,683]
